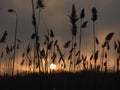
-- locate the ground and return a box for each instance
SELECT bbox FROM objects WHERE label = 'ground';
[0,71,120,90]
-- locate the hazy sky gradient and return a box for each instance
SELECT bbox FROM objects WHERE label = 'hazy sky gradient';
[0,0,120,73]
[0,0,120,56]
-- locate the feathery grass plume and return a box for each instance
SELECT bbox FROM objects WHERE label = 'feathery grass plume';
[68,3,78,36]
[55,43,64,62]
[81,21,88,28]
[107,44,111,71]
[26,43,31,55]
[1,52,3,59]
[36,0,45,9]
[49,30,55,66]
[76,50,80,56]
[102,33,114,72]
[75,56,82,71]
[55,42,65,69]
[53,40,58,59]
[91,7,98,70]
[31,33,36,39]
[22,52,25,57]
[6,45,10,54]
[101,42,107,71]
[8,8,18,76]
[68,54,72,60]
[105,52,107,59]
[31,0,37,62]
[104,61,107,72]
[90,62,92,70]
[91,7,97,22]
[31,0,42,73]
[95,37,99,70]
[116,56,120,72]
[32,12,37,30]
[36,0,45,34]
[79,9,87,53]
[79,9,87,71]
[63,40,71,70]
[69,48,74,53]
[8,9,14,12]
[5,45,10,74]
[6,45,10,74]
[82,51,86,70]
[80,9,85,19]
[6,46,11,74]
[40,48,45,58]
[9,45,12,52]
[74,42,77,48]
[105,32,114,42]
[16,43,19,50]
[47,41,53,50]
[102,42,107,48]
[63,40,71,49]
[17,39,21,43]
[105,32,114,71]
[101,44,105,71]
[117,40,120,54]
[26,43,31,71]
[79,9,85,51]
[102,32,114,50]
[54,40,58,46]
[96,37,99,45]
[51,52,56,63]
[36,0,45,51]
[90,54,93,61]
[50,29,54,38]
[116,40,120,72]
[68,4,79,72]
[29,60,32,67]
[97,65,101,71]
[5,44,13,75]
[114,41,117,50]
[82,55,87,70]
[73,41,77,71]
[36,36,40,50]
[0,30,8,43]
[43,31,50,73]
[113,41,117,71]
[47,38,54,71]
[94,50,99,68]
[75,56,81,65]
[40,48,46,71]
[68,4,79,29]
[69,47,74,71]
[44,34,49,42]
[20,59,25,66]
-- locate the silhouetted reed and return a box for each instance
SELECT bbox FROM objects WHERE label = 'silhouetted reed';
[8,9,18,76]
[117,40,120,72]
[68,4,79,72]
[0,3,120,76]
[91,7,98,70]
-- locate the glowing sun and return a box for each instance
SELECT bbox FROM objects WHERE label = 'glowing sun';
[50,63,56,70]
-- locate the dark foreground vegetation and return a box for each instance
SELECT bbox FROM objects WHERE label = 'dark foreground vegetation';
[0,1,120,90]
[0,71,120,90]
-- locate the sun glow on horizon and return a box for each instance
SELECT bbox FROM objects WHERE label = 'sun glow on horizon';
[50,63,56,70]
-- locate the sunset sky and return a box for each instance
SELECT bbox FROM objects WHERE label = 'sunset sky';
[0,0,120,73]
[0,0,119,42]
